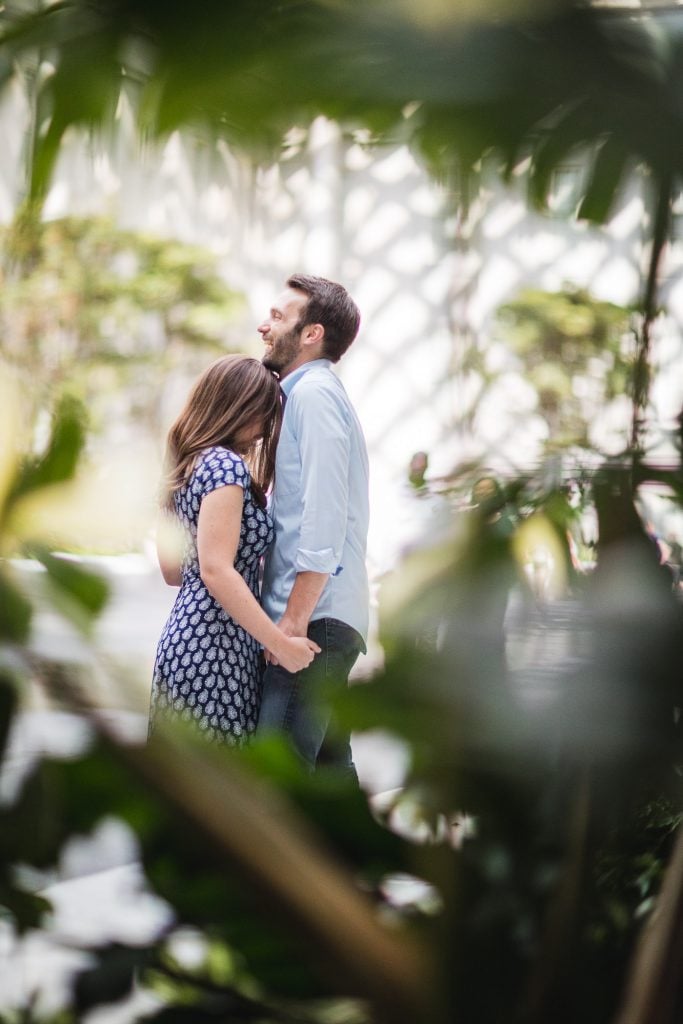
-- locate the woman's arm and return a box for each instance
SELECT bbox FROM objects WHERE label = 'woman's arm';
[197,486,319,673]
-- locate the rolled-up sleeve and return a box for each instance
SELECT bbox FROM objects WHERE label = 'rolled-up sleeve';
[291,381,350,575]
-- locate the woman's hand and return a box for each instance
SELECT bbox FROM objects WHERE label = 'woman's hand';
[275,635,321,674]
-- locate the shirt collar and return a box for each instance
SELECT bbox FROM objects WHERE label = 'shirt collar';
[280,358,332,397]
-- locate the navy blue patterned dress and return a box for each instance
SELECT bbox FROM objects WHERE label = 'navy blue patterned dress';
[149,446,273,744]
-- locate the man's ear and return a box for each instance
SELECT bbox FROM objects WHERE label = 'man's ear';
[301,323,324,349]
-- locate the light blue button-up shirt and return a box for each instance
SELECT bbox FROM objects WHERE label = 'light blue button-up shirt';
[261,359,370,645]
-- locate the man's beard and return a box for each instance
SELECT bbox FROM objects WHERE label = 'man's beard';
[262,326,302,373]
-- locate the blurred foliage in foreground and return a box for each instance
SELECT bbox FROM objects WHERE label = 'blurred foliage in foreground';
[1,0,683,222]
[2,385,683,1024]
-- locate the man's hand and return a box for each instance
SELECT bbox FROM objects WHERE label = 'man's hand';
[264,611,310,666]
[279,610,310,639]
[263,570,328,667]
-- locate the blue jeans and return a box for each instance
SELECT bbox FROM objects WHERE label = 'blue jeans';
[257,617,364,775]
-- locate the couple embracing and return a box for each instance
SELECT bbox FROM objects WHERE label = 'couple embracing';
[149,275,369,776]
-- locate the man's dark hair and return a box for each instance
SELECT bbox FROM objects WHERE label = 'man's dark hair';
[287,274,361,363]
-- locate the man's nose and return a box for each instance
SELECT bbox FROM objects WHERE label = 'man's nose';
[257,320,268,334]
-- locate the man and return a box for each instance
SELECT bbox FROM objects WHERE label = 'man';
[257,274,369,775]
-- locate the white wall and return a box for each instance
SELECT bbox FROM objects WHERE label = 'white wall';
[2,76,682,569]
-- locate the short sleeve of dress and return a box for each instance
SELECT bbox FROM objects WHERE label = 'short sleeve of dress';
[195,447,248,497]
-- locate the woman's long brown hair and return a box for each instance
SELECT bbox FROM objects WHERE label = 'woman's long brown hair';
[162,355,282,510]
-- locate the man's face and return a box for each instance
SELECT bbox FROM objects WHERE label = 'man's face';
[258,288,308,376]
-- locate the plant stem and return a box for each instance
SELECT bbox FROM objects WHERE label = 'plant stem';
[630,172,673,453]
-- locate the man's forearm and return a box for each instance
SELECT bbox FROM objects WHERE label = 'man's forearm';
[280,571,328,635]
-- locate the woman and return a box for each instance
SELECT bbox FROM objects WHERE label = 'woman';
[149,355,319,743]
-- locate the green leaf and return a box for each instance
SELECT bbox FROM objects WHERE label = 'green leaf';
[0,761,66,869]
[577,136,629,224]
[29,111,69,205]
[31,547,110,618]
[0,669,19,763]
[9,393,87,505]
[528,102,594,212]
[0,883,52,931]
[74,943,154,1013]
[0,567,32,643]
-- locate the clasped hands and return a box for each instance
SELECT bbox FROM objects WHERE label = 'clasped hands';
[265,612,320,672]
